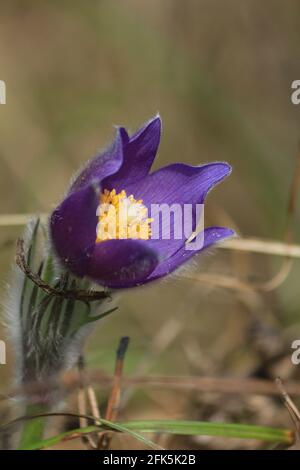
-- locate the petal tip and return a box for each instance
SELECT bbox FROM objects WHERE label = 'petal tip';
[145,113,162,136]
[222,162,232,176]
[206,226,236,244]
[213,161,232,178]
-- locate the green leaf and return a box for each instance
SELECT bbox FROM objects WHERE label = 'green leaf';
[70,306,118,335]
[20,418,160,450]
[20,419,294,450]
[118,420,294,445]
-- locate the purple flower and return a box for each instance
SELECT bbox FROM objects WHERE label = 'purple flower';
[50,116,234,288]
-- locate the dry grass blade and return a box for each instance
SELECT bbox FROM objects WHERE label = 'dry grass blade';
[0,214,47,226]
[222,238,300,258]
[77,356,98,449]
[276,378,300,441]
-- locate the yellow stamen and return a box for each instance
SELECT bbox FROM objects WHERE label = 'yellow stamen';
[96,189,153,243]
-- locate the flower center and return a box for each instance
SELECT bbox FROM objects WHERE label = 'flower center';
[96,189,152,243]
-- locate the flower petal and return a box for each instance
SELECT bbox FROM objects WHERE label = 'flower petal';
[128,161,231,206]
[68,127,126,194]
[50,184,99,276]
[146,226,235,282]
[125,162,232,259]
[86,239,159,288]
[104,115,161,190]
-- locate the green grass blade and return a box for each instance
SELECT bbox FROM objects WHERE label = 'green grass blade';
[18,404,48,450]
[20,419,294,449]
[119,420,294,445]
[21,426,99,450]
[20,418,160,450]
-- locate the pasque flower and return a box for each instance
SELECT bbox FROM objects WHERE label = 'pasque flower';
[50,116,234,288]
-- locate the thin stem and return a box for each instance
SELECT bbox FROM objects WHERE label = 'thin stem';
[98,336,130,449]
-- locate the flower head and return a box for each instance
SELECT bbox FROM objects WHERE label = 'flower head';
[50,116,234,288]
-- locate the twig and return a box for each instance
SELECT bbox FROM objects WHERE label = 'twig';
[276,377,300,440]
[0,213,47,226]
[16,238,110,302]
[4,373,300,402]
[77,356,97,449]
[98,337,130,449]
[107,337,130,421]
[222,238,300,258]
[87,386,101,423]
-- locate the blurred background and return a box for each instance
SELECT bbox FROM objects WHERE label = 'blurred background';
[1,0,300,449]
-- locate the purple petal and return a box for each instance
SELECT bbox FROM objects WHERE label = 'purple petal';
[68,127,125,194]
[128,161,231,206]
[86,239,159,288]
[50,184,99,276]
[146,227,235,282]
[124,162,231,259]
[104,115,161,191]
